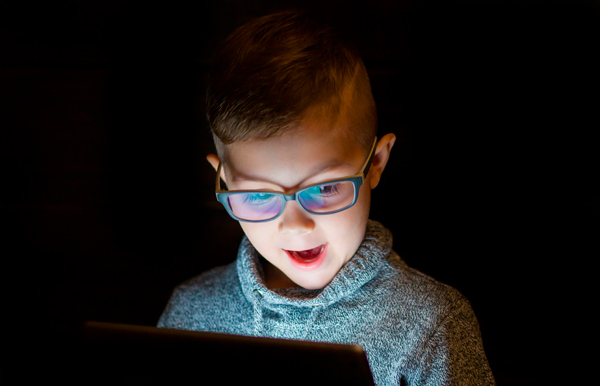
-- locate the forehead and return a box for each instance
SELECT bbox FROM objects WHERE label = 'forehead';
[223,127,364,189]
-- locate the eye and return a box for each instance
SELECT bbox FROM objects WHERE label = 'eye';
[305,184,340,196]
[243,193,274,204]
[318,184,340,195]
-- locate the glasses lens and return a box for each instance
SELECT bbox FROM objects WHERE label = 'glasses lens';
[227,192,283,221]
[298,181,356,214]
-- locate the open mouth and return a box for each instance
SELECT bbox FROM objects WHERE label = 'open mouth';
[284,243,328,271]
[287,245,325,262]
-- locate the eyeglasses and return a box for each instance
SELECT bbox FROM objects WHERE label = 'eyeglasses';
[215,137,377,223]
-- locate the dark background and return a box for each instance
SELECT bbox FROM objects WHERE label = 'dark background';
[2,0,598,384]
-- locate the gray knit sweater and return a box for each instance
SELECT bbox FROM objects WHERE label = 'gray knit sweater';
[158,220,495,386]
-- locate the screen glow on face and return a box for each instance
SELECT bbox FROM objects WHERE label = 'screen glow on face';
[226,180,356,222]
[215,136,377,223]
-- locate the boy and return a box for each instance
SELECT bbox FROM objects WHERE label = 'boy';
[158,10,495,386]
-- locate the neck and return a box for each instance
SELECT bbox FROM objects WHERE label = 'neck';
[263,261,299,289]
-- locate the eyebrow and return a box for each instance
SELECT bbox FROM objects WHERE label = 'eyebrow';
[228,161,355,185]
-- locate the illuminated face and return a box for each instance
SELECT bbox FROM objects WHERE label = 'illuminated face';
[220,126,373,290]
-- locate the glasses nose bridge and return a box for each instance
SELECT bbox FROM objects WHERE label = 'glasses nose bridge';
[280,191,305,212]
[277,190,315,230]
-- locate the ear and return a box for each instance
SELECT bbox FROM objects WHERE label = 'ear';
[368,133,396,189]
[206,154,226,184]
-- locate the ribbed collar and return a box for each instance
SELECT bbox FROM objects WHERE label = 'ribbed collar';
[236,219,393,308]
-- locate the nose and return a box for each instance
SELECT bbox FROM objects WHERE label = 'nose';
[278,201,315,235]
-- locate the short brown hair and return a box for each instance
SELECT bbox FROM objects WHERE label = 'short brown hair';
[206,10,377,160]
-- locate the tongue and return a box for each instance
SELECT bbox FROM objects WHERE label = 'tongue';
[291,245,322,261]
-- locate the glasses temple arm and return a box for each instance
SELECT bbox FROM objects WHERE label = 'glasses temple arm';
[361,137,377,178]
[215,162,226,193]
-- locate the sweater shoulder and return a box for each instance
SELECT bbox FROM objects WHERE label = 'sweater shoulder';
[378,251,473,323]
[175,262,239,297]
[157,262,243,329]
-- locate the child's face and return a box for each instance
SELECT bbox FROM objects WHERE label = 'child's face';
[208,122,394,290]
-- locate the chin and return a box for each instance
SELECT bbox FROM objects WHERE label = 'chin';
[298,282,326,290]
[291,271,337,290]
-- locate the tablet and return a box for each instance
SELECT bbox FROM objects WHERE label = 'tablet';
[76,321,375,386]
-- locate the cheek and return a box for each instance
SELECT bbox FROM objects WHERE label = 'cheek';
[321,185,370,253]
[353,180,372,219]
[239,222,272,250]
[240,221,279,256]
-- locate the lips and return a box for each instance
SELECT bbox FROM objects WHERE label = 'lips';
[288,245,324,261]
[284,243,328,271]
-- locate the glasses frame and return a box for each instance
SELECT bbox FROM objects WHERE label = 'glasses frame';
[215,137,378,223]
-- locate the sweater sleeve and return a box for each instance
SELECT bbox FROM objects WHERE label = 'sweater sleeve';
[156,285,186,328]
[408,300,496,386]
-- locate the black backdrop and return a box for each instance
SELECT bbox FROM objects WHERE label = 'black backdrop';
[2,1,598,384]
